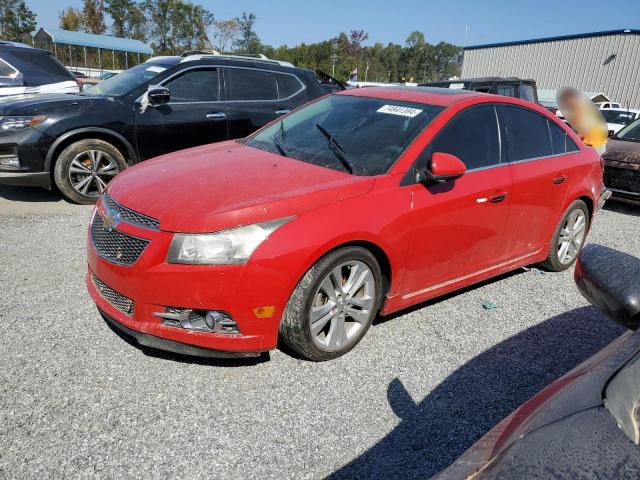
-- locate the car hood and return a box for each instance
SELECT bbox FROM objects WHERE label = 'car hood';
[107,140,376,233]
[0,92,109,115]
[603,138,640,167]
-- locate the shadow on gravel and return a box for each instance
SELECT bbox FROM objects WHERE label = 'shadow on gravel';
[329,306,625,480]
[0,184,65,203]
[103,317,270,367]
[603,200,640,217]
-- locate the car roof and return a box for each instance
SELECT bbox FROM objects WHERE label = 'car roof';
[338,86,487,107]
[0,41,51,54]
[425,76,536,84]
[602,107,640,114]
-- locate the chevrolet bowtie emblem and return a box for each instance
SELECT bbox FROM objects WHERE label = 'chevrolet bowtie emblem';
[101,205,121,232]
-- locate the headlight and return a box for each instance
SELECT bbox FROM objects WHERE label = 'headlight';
[0,115,47,132]
[167,217,294,265]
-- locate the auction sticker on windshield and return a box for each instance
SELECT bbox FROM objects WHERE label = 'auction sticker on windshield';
[377,105,423,118]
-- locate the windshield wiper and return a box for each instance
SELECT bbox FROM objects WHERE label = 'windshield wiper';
[273,136,289,157]
[315,122,354,174]
[272,120,289,157]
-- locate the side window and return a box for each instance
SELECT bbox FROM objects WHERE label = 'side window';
[165,68,219,102]
[501,106,552,161]
[497,85,515,97]
[276,73,303,99]
[227,68,278,101]
[428,105,500,170]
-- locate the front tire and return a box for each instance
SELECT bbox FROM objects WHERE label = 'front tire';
[540,199,590,272]
[279,247,383,361]
[53,139,127,204]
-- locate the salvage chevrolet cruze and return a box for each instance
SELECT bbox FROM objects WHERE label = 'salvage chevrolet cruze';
[86,87,606,361]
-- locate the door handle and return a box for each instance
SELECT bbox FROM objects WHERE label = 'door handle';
[489,193,509,203]
[206,112,227,119]
[553,175,567,185]
[275,109,290,115]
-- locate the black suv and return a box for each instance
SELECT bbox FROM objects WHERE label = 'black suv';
[0,54,337,203]
[420,77,539,103]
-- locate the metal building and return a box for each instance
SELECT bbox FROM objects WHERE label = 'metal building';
[462,29,640,108]
[33,28,153,72]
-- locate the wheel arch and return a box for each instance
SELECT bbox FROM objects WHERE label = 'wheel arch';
[298,238,394,303]
[45,128,137,174]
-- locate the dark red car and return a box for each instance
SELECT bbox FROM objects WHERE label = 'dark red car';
[86,87,606,361]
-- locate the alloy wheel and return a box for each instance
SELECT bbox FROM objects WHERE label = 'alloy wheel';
[309,260,376,351]
[557,209,587,265]
[68,150,120,198]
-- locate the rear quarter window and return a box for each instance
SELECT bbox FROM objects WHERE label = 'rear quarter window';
[276,73,304,99]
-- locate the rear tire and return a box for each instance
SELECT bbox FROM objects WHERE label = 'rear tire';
[53,139,127,204]
[540,199,590,272]
[279,247,383,361]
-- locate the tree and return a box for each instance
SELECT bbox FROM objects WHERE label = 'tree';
[1,0,36,42]
[105,0,133,37]
[59,7,83,31]
[82,0,106,34]
[212,19,238,53]
[233,12,260,53]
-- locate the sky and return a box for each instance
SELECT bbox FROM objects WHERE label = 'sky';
[28,0,640,48]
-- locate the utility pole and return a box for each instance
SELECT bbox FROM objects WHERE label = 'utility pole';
[364,61,369,82]
[330,54,338,77]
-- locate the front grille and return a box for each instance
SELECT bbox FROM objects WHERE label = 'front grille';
[91,214,150,265]
[604,167,640,194]
[103,193,160,230]
[92,274,135,316]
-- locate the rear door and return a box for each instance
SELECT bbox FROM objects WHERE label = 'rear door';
[402,104,512,297]
[499,105,577,262]
[134,66,227,160]
[223,67,306,139]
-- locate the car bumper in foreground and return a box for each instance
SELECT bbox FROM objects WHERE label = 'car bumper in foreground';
[98,308,261,358]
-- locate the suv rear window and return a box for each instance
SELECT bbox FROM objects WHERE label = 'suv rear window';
[227,68,278,101]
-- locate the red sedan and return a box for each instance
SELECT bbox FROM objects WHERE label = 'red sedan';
[86,87,605,361]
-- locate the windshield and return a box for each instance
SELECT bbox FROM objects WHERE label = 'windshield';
[602,110,638,125]
[245,95,442,176]
[84,62,172,96]
[616,119,640,142]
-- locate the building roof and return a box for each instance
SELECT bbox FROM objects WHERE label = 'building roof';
[35,28,153,55]
[465,29,640,51]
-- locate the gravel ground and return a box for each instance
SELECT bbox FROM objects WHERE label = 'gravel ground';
[1,184,639,480]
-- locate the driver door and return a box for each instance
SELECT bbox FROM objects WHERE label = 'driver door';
[402,105,512,299]
[134,67,228,160]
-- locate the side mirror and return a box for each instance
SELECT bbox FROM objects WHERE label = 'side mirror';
[418,152,466,184]
[147,86,171,106]
[575,244,640,330]
[608,129,615,138]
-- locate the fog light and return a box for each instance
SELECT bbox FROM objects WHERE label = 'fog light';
[0,155,19,168]
[153,308,239,334]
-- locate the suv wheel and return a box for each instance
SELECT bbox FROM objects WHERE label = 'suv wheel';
[279,247,383,361]
[53,139,127,204]
[540,199,590,272]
